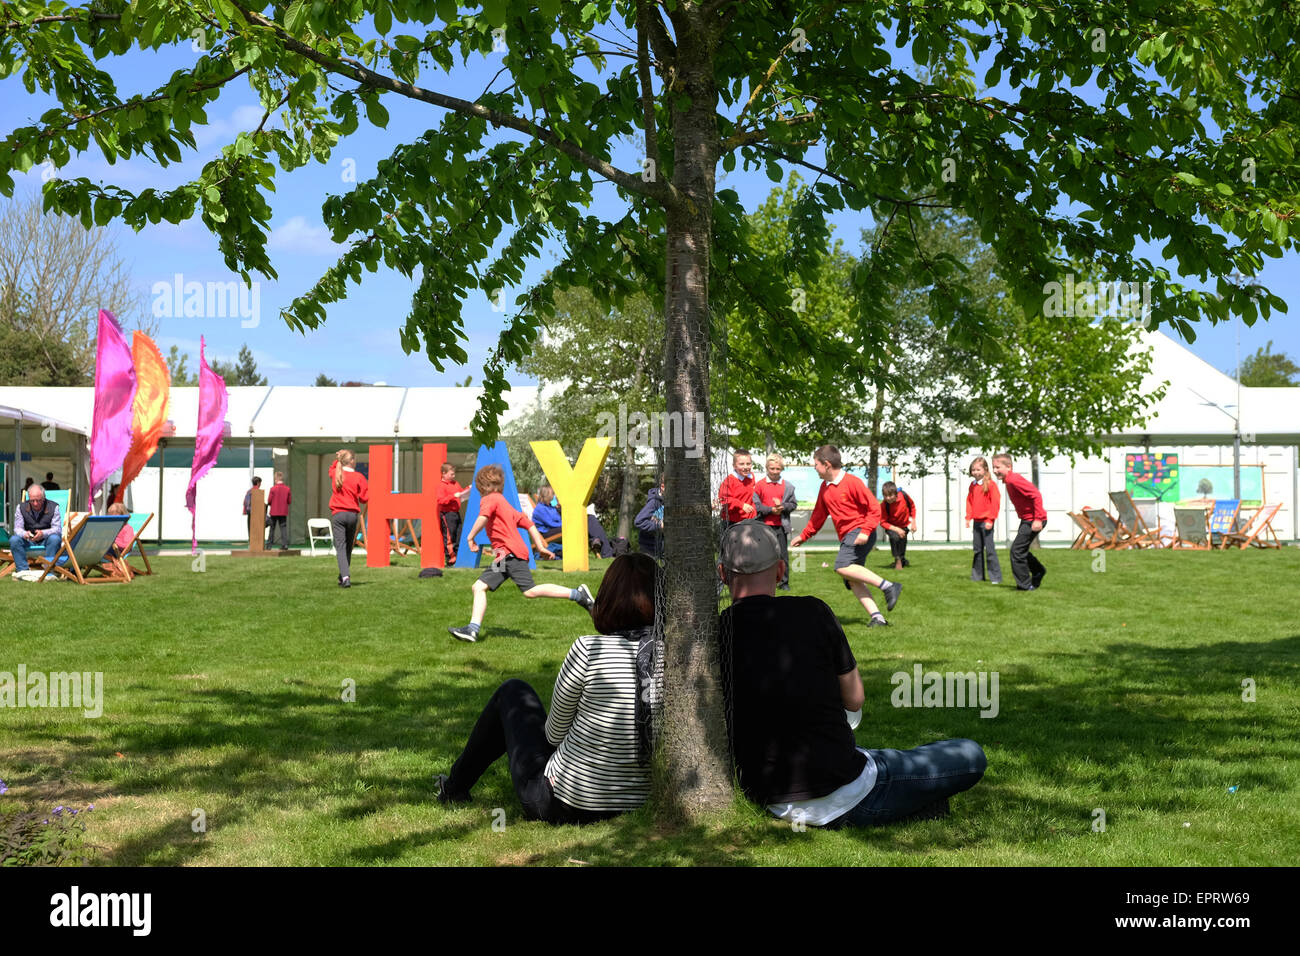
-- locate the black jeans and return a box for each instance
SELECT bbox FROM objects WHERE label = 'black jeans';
[971,521,1002,582]
[442,511,462,562]
[771,524,789,586]
[266,515,289,549]
[330,510,359,579]
[446,679,621,825]
[1009,519,1045,589]
[885,528,908,562]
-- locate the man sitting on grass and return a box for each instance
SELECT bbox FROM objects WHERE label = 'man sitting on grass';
[717,522,987,828]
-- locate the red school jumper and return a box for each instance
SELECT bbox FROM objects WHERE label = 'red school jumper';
[1002,471,1046,522]
[718,473,756,524]
[328,462,369,513]
[796,472,881,543]
[966,480,1001,523]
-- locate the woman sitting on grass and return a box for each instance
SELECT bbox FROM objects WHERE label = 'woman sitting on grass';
[436,553,659,825]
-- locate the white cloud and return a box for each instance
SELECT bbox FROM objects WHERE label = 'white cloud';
[267,215,342,256]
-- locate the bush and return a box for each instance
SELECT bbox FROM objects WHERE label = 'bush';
[0,789,95,866]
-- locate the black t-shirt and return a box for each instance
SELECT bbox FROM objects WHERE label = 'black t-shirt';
[719,594,867,804]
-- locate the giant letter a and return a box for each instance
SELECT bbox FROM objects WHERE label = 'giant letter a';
[365,444,447,569]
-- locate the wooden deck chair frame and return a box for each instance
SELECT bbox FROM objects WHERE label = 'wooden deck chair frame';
[1067,511,1106,550]
[4,491,71,578]
[391,518,422,556]
[37,514,132,584]
[1108,491,1163,548]
[1167,507,1212,550]
[1083,508,1130,549]
[115,513,154,577]
[1222,502,1284,549]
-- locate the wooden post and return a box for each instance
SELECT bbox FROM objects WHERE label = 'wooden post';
[249,487,266,552]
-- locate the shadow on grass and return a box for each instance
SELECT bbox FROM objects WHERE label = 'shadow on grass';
[10,629,1299,865]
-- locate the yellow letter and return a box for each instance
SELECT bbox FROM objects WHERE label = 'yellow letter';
[530,438,612,572]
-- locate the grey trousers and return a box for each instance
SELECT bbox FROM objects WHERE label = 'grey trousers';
[330,511,359,579]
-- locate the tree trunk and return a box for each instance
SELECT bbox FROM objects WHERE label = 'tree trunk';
[655,13,732,820]
[617,443,638,539]
[867,385,886,493]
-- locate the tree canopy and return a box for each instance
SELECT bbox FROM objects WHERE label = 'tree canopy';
[5,0,1297,816]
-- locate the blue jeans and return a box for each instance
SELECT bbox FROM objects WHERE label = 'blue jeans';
[826,738,987,828]
[9,532,62,571]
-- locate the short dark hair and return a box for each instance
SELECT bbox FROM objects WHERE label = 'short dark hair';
[592,553,657,634]
[252,477,262,486]
[881,481,897,496]
[813,444,842,469]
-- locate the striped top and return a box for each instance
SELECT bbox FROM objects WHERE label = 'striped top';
[543,634,650,812]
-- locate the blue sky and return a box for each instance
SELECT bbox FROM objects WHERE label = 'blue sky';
[1,17,1296,388]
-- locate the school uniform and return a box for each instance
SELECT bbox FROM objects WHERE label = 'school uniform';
[965,479,1002,583]
[753,475,797,587]
[1002,471,1046,590]
[880,491,916,565]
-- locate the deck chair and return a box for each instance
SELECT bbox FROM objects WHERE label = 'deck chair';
[1166,507,1212,550]
[37,514,132,584]
[1222,502,1284,549]
[1067,511,1106,550]
[1108,491,1163,548]
[113,513,155,577]
[307,518,334,556]
[1208,499,1241,548]
[2,495,73,578]
[1083,508,1129,549]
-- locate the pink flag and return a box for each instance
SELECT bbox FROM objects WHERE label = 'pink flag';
[89,309,139,509]
[186,337,229,552]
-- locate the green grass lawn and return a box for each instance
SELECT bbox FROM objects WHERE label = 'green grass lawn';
[4,545,1299,866]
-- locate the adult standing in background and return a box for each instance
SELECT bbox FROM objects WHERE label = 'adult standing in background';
[328,450,369,589]
[243,476,263,537]
[634,476,665,558]
[266,471,292,551]
[41,472,60,491]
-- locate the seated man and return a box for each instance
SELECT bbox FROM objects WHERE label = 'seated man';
[10,484,63,573]
[717,522,986,828]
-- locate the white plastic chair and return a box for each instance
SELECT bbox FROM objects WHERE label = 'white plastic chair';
[307,518,335,556]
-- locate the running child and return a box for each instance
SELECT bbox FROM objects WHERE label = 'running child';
[791,444,901,626]
[448,464,594,643]
[879,481,917,571]
[991,453,1046,591]
[965,456,1002,584]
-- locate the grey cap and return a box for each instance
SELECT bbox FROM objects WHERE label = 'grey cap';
[720,521,782,574]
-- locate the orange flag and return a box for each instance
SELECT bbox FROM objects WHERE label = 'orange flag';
[115,331,171,504]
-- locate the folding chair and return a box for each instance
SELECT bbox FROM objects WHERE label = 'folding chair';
[1166,507,1212,550]
[1067,511,1106,550]
[1208,499,1242,549]
[1108,491,1163,548]
[113,513,155,577]
[1083,508,1129,549]
[37,515,132,584]
[1222,502,1284,549]
[307,518,334,556]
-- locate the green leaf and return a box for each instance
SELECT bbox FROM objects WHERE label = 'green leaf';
[285,0,310,34]
[365,98,390,128]
[374,2,391,34]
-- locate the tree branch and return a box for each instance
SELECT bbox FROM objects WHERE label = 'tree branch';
[229,2,680,209]
[635,0,662,173]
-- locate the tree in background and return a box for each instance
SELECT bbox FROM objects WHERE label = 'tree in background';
[0,191,147,385]
[314,373,338,386]
[518,286,663,537]
[1237,341,1300,387]
[7,1,1296,818]
[166,343,266,386]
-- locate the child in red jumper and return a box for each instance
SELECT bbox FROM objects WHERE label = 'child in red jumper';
[438,462,471,563]
[965,456,1002,584]
[879,481,916,571]
[992,453,1045,590]
[329,449,369,588]
[752,453,797,589]
[717,449,757,526]
[448,464,594,643]
[791,444,901,626]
